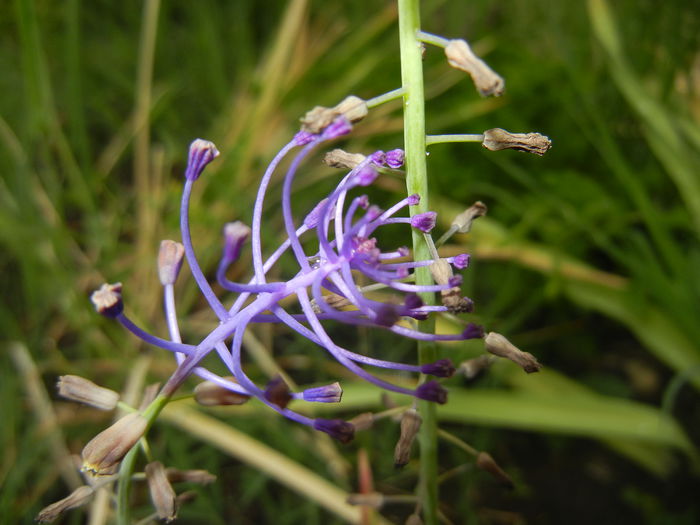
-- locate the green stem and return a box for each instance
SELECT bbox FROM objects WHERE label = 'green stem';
[116,394,171,525]
[366,87,406,108]
[426,133,484,146]
[397,1,439,524]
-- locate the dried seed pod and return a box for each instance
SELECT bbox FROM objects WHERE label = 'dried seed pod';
[445,39,504,97]
[35,485,94,523]
[451,201,487,234]
[301,96,368,133]
[476,451,514,489]
[348,412,375,431]
[158,240,185,285]
[484,332,542,373]
[394,408,422,468]
[81,412,147,476]
[57,375,119,411]
[194,377,250,406]
[90,283,123,318]
[323,149,367,169]
[146,461,178,522]
[482,128,552,156]
[165,467,217,485]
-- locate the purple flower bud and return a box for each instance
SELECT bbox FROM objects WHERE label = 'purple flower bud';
[223,221,251,262]
[91,283,123,318]
[356,195,370,209]
[397,246,409,257]
[322,117,352,139]
[375,304,400,327]
[407,193,420,206]
[453,253,470,270]
[385,149,405,168]
[263,376,292,409]
[463,323,485,340]
[410,211,437,233]
[368,150,386,166]
[302,382,343,403]
[420,359,456,378]
[294,130,315,146]
[415,380,448,404]
[448,275,463,287]
[185,139,219,181]
[354,165,379,186]
[366,205,382,221]
[396,266,409,279]
[404,293,423,310]
[313,418,355,443]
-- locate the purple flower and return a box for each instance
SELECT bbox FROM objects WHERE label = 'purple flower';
[94,119,480,442]
[385,149,405,169]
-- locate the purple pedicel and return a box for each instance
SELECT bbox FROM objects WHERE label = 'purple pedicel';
[95,117,481,442]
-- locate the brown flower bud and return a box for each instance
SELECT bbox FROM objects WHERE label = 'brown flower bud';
[476,451,514,489]
[484,332,542,373]
[57,375,120,411]
[158,240,185,286]
[429,259,453,286]
[193,377,250,406]
[458,355,496,380]
[35,485,94,523]
[90,282,123,318]
[444,39,504,97]
[300,96,369,133]
[451,201,487,234]
[346,492,385,508]
[323,149,367,169]
[165,467,217,485]
[81,412,148,476]
[440,288,474,314]
[482,128,552,156]
[263,375,293,409]
[348,412,375,431]
[146,461,178,522]
[394,408,422,468]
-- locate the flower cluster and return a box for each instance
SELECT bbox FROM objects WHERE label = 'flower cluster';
[92,117,481,443]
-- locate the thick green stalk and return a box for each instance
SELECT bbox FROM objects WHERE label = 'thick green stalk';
[397,1,439,523]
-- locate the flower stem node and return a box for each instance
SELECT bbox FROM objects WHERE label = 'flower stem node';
[420,359,456,378]
[81,412,148,476]
[146,461,178,522]
[193,377,250,406]
[410,211,437,233]
[90,283,123,318]
[323,149,366,169]
[415,380,448,404]
[444,39,505,97]
[394,408,422,468]
[482,128,552,156]
[313,418,356,444]
[158,240,186,285]
[35,485,95,523]
[185,139,219,181]
[57,375,120,411]
[301,96,368,134]
[263,376,293,409]
[301,382,343,403]
[484,332,542,373]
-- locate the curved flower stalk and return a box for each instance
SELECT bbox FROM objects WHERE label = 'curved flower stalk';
[92,117,479,443]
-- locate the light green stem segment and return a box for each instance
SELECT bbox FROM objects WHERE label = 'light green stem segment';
[116,394,171,525]
[398,1,439,523]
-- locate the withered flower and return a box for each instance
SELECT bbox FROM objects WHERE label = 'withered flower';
[482,128,552,156]
[484,332,542,373]
[81,412,147,476]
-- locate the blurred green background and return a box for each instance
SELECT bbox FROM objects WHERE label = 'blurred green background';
[2,0,700,523]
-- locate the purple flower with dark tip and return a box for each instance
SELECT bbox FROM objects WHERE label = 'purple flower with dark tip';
[385,149,405,169]
[453,253,470,270]
[93,117,480,442]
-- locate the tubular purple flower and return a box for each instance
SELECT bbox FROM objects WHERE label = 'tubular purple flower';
[222,221,251,263]
[420,359,456,378]
[313,418,355,443]
[410,211,437,233]
[415,380,448,404]
[300,382,343,403]
[463,322,485,340]
[185,139,219,181]
[453,253,470,269]
[385,148,405,168]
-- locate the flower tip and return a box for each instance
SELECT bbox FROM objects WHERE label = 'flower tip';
[368,150,386,166]
[90,283,123,318]
[453,253,470,270]
[294,130,316,146]
[462,323,485,340]
[222,221,252,262]
[313,418,355,444]
[415,380,448,404]
[385,149,405,168]
[407,193,420,206]
[158,240,185,285]
[263,376,293,409]
[302,382,343,403]
[322,116,352,139]
[410,211,437,233]
[185,139,219,181]
[420,359,456,378]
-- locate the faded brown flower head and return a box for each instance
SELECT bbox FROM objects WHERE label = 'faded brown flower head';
[81,412,148,476]
[35,486,94,523]
[146,461,178,522]
[57,375,119,411]
[300,95,368,133]
[394,408,422,468]
[444,39,504,97]
[482,128,552,156]
[323,149,367,169]
[484,332,542,373]
[194,377,250,406]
